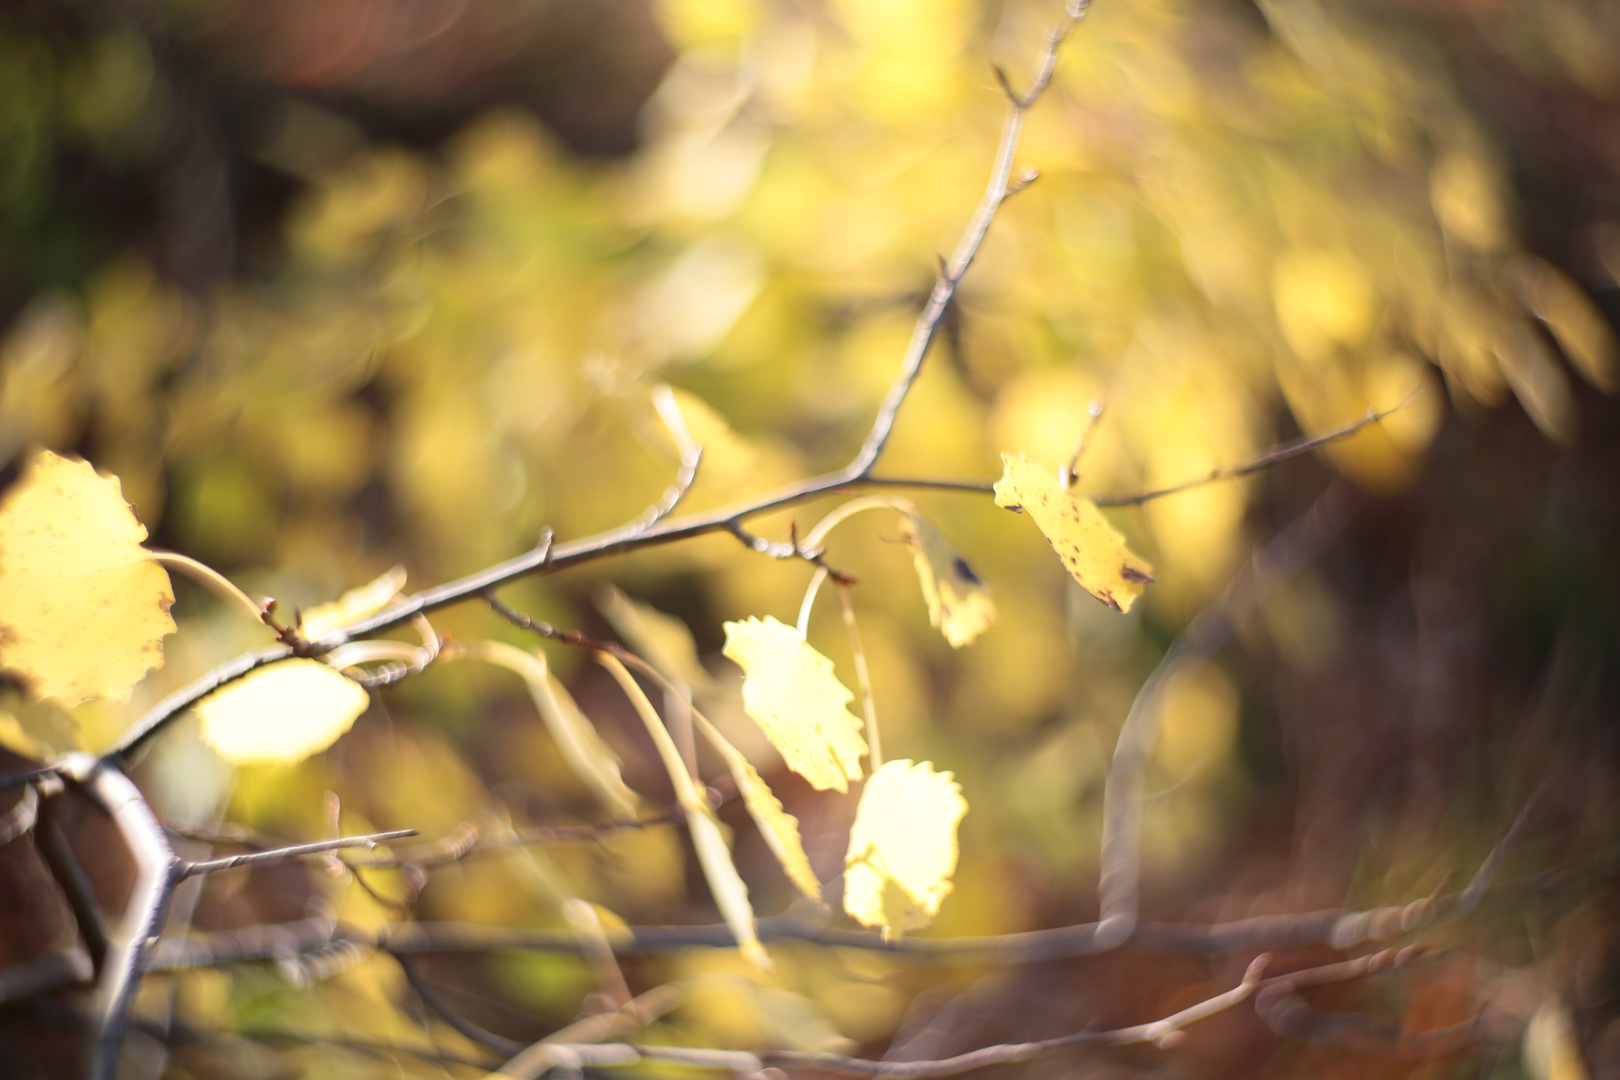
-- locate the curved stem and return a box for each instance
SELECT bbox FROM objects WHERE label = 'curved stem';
[147,551,266,624]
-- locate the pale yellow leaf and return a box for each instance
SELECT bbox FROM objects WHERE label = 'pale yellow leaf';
[596,586,717,694]
[843,759,967,938]
[689,808,771,968]
[299,565,407,641]
[0,449,174,706]
[463,641,640,817]
[898,512,995,648]
[992,453,1154,613]
[721,616,866,792]
[595,653,768,968]
[1524,998,1590,1080]
[196,659,369,764]
[696,713,822,901]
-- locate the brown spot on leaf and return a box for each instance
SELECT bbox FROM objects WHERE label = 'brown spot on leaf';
[1120,566,1155,584]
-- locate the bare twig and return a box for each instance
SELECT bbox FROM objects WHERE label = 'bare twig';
[400,954,525,1057]
[760,952,1267,1078]
[175,829,419,879]
[70,755,181,1080]
[496,982,687,1079]
[849,1,1091,476]
[1460,783,1546,913]
[1093,397,1415,506]
[33,789,111,970]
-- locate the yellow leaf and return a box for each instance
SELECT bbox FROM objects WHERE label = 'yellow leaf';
[299,565,407,641]
[696,713,822,901]
[898,512,995,648]
[843,759,966,938]
[462,641,641,817]
[992,453,1154,613]
[196,659,370,764]
[689,808,772,968]
[1515,256,1618,394]
[0,449,174,706]
[596,586,717,694]
[721,616,866,793]
[1524,998,1590,1080]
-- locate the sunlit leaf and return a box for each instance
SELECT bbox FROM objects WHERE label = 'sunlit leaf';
[843,759,966,938]
[195,659,369,764]
[992,453,1154,613]
[1524,998,1590,1080]
[721,616,866,792]
[696,713,822,901]
[898,511,995,648]
[0,449,174,706]
[463,640,640,817]
[299,565,407,641]
[597,586,717,693]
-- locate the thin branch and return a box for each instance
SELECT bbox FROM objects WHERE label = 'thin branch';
[1092,397,1415,506]
[759,951,1267,1078]
[33,790,111,970]
[1097,485,1354,945]
[72,756,181,1080]
[849,1,1091,476]
[1460,782,1546,913]
[399,954,524,1057]
[496,982,686,1079]
[176,829,419,879]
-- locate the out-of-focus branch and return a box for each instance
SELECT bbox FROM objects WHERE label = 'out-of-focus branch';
[70,756,180,1080]
[760,954,1268,1078]
[175,829,419,879]
[1255,946,1492,1058]
[399,954,524,1057]
[1097,484,1353,946]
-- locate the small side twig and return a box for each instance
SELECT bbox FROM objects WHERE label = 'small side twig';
[176,829,419,879]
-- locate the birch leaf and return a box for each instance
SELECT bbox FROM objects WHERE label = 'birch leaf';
[697,713,822,901]
[898,512,995,648]
[993,452,1154,613]
[300,565,407,641]
[843,759,967,938]
[196,659,369,764]
[0,449,174,706]
[462,641,640,817]
[722,616,866,792]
